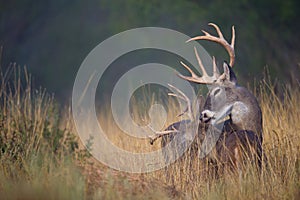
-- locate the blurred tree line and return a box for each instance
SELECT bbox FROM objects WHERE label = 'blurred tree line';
[0,0,299,102]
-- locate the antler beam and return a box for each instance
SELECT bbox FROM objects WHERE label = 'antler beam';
[148,125,179,145]
[187,23,235,67]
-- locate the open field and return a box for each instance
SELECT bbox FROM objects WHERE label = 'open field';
[0,66,299,199]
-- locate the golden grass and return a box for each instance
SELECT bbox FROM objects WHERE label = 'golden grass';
[0,65,299,199]
[93,78,300,199]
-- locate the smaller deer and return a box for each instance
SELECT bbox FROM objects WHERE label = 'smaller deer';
[149,23,263,176]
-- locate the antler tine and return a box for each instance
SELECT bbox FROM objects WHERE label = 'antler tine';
[231,26,235,49]
[167,83,194,120]
[195,47,220,81]
[179,61,199,79]
[212,56,219,77]
[178,62,218,84]
[177,47,219,84]
[194,47,208,77]
[168,84,189,101]
[209,23,224,40]
[187,23,236,67]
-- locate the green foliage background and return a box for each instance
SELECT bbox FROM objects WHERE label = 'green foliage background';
[1,0,299,101]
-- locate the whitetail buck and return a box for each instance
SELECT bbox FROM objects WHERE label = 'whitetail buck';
[149,23,263,176]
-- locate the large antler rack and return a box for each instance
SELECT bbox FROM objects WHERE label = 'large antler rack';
[177,23,236,85]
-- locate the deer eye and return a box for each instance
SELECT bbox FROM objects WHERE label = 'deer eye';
[213,88,221,96]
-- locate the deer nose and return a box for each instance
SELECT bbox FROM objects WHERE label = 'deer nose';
[200,113,210,123]
[200,110,215,123]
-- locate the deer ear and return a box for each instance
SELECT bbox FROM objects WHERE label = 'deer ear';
[223,61,237,85]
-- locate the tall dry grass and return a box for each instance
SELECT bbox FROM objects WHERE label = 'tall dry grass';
[0,64,88,199]
[97,76,300,199]
[0,63,299,199]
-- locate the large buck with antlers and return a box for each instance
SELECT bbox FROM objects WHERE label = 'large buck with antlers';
[149,23,263,175]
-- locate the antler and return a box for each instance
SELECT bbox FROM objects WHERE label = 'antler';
[148,84,196,145]
[178,47,224,85]
[167,84,195,121]
[187,23,235,67]
[148,125,179,145]
[177,23,235,85]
